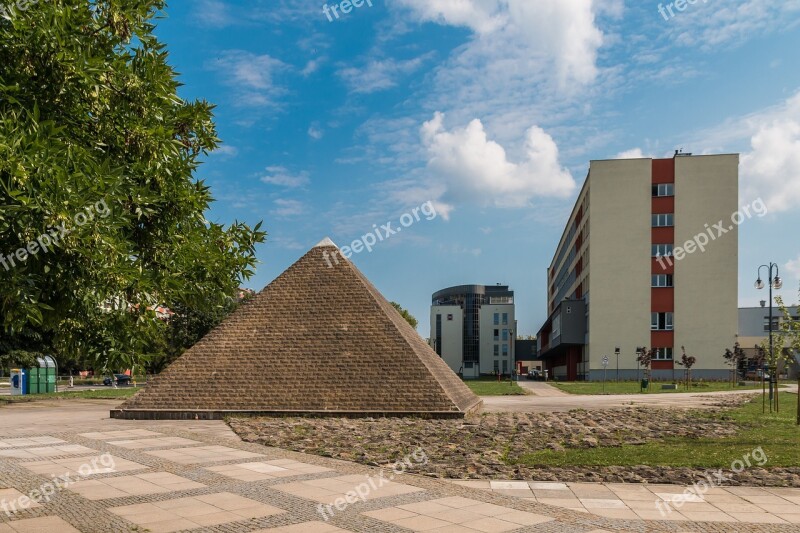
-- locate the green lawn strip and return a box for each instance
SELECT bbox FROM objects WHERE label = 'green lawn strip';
[551,381,771,395]
[0,387,138,404]
[464,378,527,396]
[513,393,799,468]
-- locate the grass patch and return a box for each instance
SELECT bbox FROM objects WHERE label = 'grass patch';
[515,392,800,468]
[464,378,527,396]
[551,381,770,395]
[0,387,138,404]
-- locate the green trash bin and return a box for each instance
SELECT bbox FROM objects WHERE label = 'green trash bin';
[641,379,649,390]
[27,356,58,394]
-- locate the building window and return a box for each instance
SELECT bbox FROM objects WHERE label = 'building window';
[447,314,453,321]
[652,244,673,257]
[502,313,508,325]
[651,312,674,331]
[501,329,508,341]
[502,360,508,374]
[493,313,499,325]
[652,183,675,197]
[493,360,499,373]
[651,214,674,227]
[493,329,499,341]
[763,317,780,332]
[654,347,674,360]
[651,274,674,287]
[502,344,508,356]
[493,344,499,357]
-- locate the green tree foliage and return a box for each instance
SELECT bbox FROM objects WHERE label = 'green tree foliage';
[0,1,266,372]
[390,301,418,330]
[723,341,746,385]
[676,345,696,390]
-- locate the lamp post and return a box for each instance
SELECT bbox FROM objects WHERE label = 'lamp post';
[509,328,514,385]
[755,263,782,413]
[615,346,620,382]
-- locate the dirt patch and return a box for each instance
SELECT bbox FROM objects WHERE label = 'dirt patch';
[228,396,800,487]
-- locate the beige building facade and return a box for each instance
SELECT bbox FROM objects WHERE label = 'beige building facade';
[537,154,739,381]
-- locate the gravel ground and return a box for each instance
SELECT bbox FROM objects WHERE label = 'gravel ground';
[229,396,800,487]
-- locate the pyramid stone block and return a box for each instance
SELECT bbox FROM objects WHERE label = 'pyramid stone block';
[111,239,481,419]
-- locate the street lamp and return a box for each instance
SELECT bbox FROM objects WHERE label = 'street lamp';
[755,263,782,412]
[509,328,514,384]
[614,346,620,382]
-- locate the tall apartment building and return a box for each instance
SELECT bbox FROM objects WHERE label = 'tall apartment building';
[430,285,515,378]
[537,154,739,381]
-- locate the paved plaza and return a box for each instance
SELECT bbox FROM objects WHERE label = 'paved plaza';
[0,399,798,532]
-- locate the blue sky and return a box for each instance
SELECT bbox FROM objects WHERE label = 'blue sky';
[153,0,800,338]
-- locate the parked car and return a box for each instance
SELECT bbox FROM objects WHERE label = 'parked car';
[744,369,770,380]
[527,369,541,380]
[103,374,132,386]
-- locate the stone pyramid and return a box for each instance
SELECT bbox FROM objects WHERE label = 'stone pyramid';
[111,239,481,419]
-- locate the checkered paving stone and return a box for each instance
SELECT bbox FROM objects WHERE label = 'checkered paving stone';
[0,445,96,460]
[253,522,354,532]
[0,437,66,449]
[205,459,333,481]
[363,496,554,532]
[79,429,162,440]
[0,516,82,533]
[108,491,285,533]
[67,472,205,500]
[21,455,146,477]
[4,412,800,533]
[274,474,424,504]
[0,488,41,513]
[464,479,800,524]
[144,445,265,464]
[106,437,203,449]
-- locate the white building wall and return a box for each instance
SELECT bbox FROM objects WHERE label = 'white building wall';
[429,305,463,374]
[479,305,515,375]
[588,158,652,374]
[673,154,739,372]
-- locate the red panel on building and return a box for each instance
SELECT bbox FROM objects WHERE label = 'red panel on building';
[652,196,675,213]
[651,331,674,347]
[652,360,674,370]
[651,227,675,244]
[652,158,675,184]
[651,288,674,311]
[651,257,674,274]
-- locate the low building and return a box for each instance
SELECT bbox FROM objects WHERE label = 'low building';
[430,285,515,378]
[738,305,800,379]
[514,339,539,375]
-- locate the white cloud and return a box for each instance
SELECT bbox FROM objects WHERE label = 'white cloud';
[337,55,432,94]
[191,0,236,27]
[272,199,306,217]
[439,243,482,257]
[740,93,800,213]
[663,1,800,51]
[260,166,310,188]
[214,145,239,157]
[397,0,604,86]
[787,255,800,285]
[307,124,323,140]
[302,57,324,77]
[615,148,648,159]
[420,112,575,208]
[207,51,287,108]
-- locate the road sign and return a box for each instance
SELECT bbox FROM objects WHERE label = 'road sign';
[602,356,609,367]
